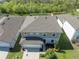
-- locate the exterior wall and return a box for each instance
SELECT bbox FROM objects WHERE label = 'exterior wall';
[63,21,76,40]
[73,30,79,42]
[0,41,10,47]
[57,18,77,41]
[21,32,61,44]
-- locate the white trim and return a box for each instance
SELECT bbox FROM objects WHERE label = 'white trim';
[57,19,63,28]
[63,21,76,40]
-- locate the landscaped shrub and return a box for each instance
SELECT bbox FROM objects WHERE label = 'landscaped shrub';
[40,48,58,59]
[45,49,58,59]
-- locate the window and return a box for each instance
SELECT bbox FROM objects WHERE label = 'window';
[43,34,46,36]
[47,33,52,36]
[36,33,39,35]
[30,33,33,35]
[51,40,54,43]
[76,36,79,39]
[52,33,55,36]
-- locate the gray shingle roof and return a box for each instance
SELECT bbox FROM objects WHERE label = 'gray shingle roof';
[0,16,25,43]
[57,15,79,30]
[56,14,71,23]
[22,16,62,33]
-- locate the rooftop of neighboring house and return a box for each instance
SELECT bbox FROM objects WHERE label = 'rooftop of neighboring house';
[21,16,62,33]
[0,16,25,43]
[56,14,71,23]
[57,15,79,30]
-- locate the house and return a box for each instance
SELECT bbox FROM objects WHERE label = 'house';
[57,15,79,42]
[0,16,25,48]
[20,16,62,52]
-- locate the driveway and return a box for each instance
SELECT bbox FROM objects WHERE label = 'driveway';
[0,47,9,59]
[23,50,39,59]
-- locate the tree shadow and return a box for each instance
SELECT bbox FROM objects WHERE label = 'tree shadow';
[9,34,22,52]
[56,32,74,50]
[57,50,66,54]
[52,54,58,59]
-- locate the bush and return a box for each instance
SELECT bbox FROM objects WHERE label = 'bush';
[40,48,58,59]
[0,1,75,15]
[40,54,45,57]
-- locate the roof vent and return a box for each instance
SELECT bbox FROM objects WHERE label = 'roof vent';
[45,16,47,19]
[56,16,58,19]
[1,22,5,25]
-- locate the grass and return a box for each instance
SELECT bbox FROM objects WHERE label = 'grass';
[6,34,23,59]
[40,49,79,59]
[56,50,73,59]
[56,47,79,59]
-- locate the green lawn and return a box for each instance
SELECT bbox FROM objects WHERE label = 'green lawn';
[6,34,23,59]
[40,49,79,59]
[56,50,73,59]
[56,48,79,59]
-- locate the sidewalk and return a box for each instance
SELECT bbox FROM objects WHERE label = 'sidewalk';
[23,50,39,59]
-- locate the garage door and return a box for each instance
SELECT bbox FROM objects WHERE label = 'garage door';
[0,41,10,48]
[25,48,40,52]
[0,47,9,51]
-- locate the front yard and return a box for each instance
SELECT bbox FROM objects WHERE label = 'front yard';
[40,32,79,59]
[6,32,79,59]
[40,47,79,59]
[57,45,79,59]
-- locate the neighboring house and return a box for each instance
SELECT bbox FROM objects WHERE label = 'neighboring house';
[0,16,25,48]
[57,15,79,42]
[20,16,62,52]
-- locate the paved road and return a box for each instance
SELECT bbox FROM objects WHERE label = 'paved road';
[0,47,9,59]
[23,50,39,59]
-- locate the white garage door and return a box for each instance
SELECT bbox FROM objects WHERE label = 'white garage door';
[25,48,40,52]
[0,41,10,48]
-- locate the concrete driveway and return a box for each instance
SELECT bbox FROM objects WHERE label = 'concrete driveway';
[0,47,9,59]
[23,50,39,59]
